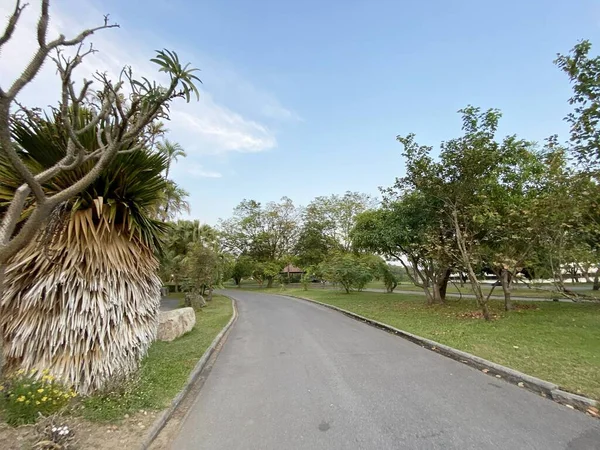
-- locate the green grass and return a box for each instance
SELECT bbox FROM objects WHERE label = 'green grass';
[273,287,600,401]
[80,295,233,422]
[365,280,600,299]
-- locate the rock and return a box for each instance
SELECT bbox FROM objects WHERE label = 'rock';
[157,307,196,342]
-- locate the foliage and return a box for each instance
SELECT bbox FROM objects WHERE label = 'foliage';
[555,40,600,166]
[231,256,255,286]
[304,191,377,251]
[0,4,201,267]
[320,253,374,293]
[0,111,167,393]
[352,193,452,304]
[220,197,298,287]
[0,369,77,426]
[184,242,219,296]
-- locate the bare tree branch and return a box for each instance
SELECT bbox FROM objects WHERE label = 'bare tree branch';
[0,1,28,50]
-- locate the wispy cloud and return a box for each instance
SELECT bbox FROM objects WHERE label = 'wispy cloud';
[185,163,223,179]
[0,0,287,159]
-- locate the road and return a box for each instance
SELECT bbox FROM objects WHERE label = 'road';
[173,290,599,450]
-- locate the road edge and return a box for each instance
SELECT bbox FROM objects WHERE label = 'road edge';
[284,293,599,416]
[139,296,239,449]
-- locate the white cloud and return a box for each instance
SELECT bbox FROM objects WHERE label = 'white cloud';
[185,163,223,179]
[0,0,283,157]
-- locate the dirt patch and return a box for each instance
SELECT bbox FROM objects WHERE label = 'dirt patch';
[456,311,500,320]
[514,304,538,311]
[0,410,161,449]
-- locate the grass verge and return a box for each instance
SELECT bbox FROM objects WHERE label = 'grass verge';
[79,295,232,422]
[273,288,600,401]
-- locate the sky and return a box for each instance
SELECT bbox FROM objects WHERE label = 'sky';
[1,0,599,224]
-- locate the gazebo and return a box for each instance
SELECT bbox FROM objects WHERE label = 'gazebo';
[280,264,305,282]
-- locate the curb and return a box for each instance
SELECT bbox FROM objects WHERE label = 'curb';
[283,293,599,415]
[139,296,238,449]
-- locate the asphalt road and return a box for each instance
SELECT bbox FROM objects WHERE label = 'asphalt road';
[173,290,600,450]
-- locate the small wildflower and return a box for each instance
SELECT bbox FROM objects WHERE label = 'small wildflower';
[25,400,30,405]
[41,396,47,402]
[36,401,40,405]
[37,388,44,393]
[0,385,4,391]
[42,369,50,375]
[16,395,25,402]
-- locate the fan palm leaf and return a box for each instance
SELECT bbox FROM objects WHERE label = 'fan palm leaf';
[0,110,170,393]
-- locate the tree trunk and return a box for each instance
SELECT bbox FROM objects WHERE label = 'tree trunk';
[594,273,600,291]
[266,276,274,288]
[423,286,434,305]
[174,275,179,293]
[500,269,514,311]
[234,276,241,286]
[436,268,451,302]
[451,208,490,320]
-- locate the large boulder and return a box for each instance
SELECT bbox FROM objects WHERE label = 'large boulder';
[157,307,196,342]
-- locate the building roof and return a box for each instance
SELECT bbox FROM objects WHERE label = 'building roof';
[281,264,304,274]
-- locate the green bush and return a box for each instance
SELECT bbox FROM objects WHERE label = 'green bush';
[320,254,374,293]
[0,369,77,426]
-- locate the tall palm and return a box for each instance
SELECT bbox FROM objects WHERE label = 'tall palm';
[0,111,169,393]
[148,121,168,151]
[156,139,186,180]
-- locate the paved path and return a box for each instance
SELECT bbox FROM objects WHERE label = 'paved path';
[173,290,599,450]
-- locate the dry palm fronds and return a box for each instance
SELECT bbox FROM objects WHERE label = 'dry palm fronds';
[1,208,161,394]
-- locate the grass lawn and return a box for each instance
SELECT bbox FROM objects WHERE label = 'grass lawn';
[365,281,600,299]
[272,287,600,401]
[80,295,232,422]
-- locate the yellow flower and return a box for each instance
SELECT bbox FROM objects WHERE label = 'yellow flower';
[41,396,47,402]
[35,401,40,405]
[25,400,30,405]
[16,369,25,375]
[70,392,77,398]
[42,369,50,375]
[0,385,4,391]
[37,388,44,393]
[30,368,38,374]
[16,396,25,402]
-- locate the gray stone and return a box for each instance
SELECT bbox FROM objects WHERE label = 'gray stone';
[157,307,196,342]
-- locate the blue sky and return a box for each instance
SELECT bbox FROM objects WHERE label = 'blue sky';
[2,0,599,224]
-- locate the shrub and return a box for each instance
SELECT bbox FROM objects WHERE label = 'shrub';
[0,369,77,426]
[320,254,374,293]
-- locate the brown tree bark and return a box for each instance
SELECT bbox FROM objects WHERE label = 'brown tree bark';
[500,268,514,311]
[266,276,274,288]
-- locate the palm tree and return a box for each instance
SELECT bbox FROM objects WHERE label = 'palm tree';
[148,121,168,151]
[156,139,186,180]
[157,180,190,221]
[0,111,169,393]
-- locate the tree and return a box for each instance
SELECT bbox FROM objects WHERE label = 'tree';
[220,197,299,287]
[0,111,170,393]
[352,194,453,304]
[231,256,255,286]
[157,180,190,221]
[0,0,201,300]
[157,139,186,181]
[294,219,340,267]
[320,253,374,293]
[304,192,377,251]
[555,40,600,166]
[184,242,219,302]
[393,107,541,318]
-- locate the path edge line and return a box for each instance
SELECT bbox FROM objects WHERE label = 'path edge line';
[283,293,598,415]
[139,296,239,449]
